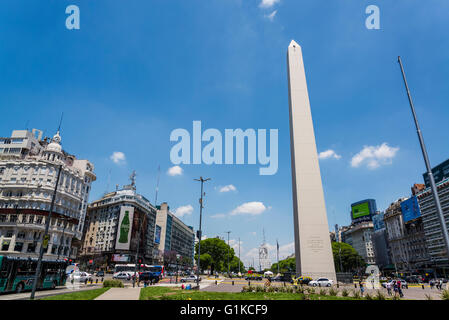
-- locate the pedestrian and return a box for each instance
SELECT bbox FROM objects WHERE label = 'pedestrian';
[393,282,399,298]
[397,280,403,298]
[386,282,392,296]
[360,282,365,296]
[430,280,434,289]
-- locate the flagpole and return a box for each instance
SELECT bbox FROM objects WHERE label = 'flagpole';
[277,240,279,274]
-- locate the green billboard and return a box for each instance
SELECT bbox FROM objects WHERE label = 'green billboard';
[351,202,370,219]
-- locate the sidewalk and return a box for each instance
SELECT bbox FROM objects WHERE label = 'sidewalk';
[95,287,142,300]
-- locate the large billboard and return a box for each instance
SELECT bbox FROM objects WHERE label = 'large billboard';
[401,196,421,223]
[112,254,129,262]
[154,225,161,244]
[115,206,134,250]
[352,202,371,219]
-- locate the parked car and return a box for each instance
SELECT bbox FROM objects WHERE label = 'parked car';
[113,272,132,280]
[245,274,263,281]
[381,279,408,289]
[96,271,105,277]
[309,278,334,287]
[180,275,201,282]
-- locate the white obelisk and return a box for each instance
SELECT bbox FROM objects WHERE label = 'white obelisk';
[287,40,336,281]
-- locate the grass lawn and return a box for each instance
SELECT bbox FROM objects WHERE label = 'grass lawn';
[139,287,363,300]
[40,287,110,300]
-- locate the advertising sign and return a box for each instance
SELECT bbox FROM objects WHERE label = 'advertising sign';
[112,254,129,262]
[351,202,370,219]
[155,225,161,244]
[115,206,134,250]
[401,196,421,223]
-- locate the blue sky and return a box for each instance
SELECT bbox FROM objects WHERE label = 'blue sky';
[1,0,449,267]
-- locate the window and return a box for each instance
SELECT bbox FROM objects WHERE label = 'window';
[27,243,36,253]
[36,217,43,224]
[14,242,23,252]
[1,240,10,251]
[9,215,17,223]
[6,230,13,237]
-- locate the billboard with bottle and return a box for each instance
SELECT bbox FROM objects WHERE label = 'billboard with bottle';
[115,206,134,250]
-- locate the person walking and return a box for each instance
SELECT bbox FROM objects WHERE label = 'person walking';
[386,282,392,296]
[393,281,399,298]
[397,279,404,298]
[430,279,434,289]
[360,281,365,296]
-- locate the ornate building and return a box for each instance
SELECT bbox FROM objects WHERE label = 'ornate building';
[384,198,430,273]
[0,129,96,260]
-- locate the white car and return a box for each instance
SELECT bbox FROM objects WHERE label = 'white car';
[309,278,334,287]
[70,271,92,283]
[113,272,132,280]
[180,275,201,282]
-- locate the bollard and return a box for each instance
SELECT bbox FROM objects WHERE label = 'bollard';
[248,281,251,286]
[283,282,286,287]
[232,281,234,286]
[354,283,357,288]
[215,280,217,285]
[337,283,339,288]
[101,277,104,282]
[96,279,98,284]
[422,284,425,290]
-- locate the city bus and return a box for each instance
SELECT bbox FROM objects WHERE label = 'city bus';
[0,255,68,293]
[113,264,164,277]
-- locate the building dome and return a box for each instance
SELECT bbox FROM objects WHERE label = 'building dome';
[46,131,62,153]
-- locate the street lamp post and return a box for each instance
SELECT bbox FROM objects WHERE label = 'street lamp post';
[30,164,63,300]
[398,56,449,264]
[57,217,69,261]
[194,177,210,288]
[176,254,180,284]
[238,237,241,276]
[133,213,146,288]
[225,231,231,277]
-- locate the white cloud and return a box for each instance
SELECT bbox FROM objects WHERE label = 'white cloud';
[167,165,183,176]
[318,149,341,160]
[210,213,226,219]
[230,202,267,216]
[219,184,237,193]
[174,205,193,218]
[259,0,280,8]
[264,10,277,21]
[110,151,126,165]
[351,143,399,169]
[228,239,243,252]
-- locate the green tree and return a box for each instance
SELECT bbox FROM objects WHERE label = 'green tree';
[195,237,233,274]
[332,242,365,273]
[271,257,296,273]
[230,256,245,273]
[199,253,212,271]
